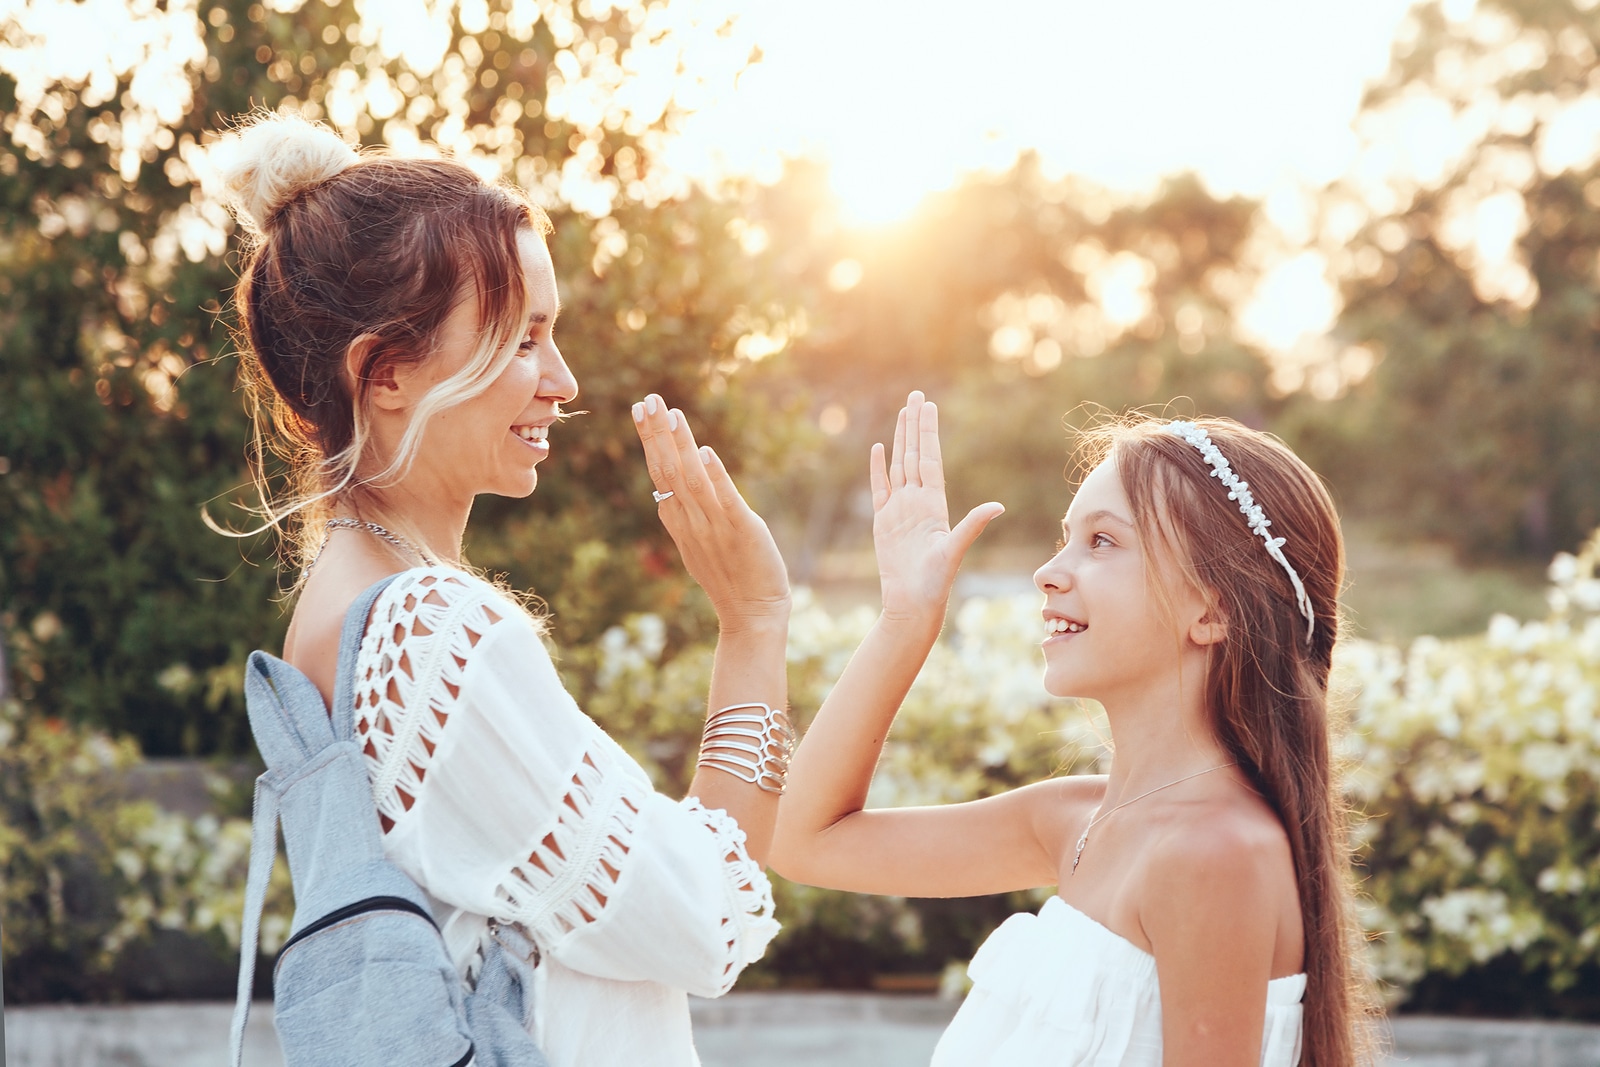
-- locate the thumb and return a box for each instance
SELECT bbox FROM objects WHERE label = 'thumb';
[947,502,1005,561]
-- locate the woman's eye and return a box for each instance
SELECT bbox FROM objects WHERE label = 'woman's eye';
[1091,532,1115,549]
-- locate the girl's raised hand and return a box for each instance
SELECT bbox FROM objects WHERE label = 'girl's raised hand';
[633,394,791,631]
[871,391,1004,621]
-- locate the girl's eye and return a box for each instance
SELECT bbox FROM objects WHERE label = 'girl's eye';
[1091,532,1115,549]
[518,336,538,353]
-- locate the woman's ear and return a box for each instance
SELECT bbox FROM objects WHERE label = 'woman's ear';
[345,334,408,412]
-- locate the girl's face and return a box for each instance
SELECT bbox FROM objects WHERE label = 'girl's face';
[408,230,577,501]
[1033,457,1210,702]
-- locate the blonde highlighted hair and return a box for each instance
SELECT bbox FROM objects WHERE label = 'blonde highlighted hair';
[206,111,550,576]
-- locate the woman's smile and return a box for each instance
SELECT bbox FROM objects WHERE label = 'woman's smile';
[511,421,552,458]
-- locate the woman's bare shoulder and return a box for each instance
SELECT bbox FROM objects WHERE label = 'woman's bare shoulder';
[282,547,413,706]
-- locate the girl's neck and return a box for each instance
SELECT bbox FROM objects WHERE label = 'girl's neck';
[1096,671,1229,803]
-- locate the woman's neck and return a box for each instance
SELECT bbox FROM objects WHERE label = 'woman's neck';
[343,480,471,566]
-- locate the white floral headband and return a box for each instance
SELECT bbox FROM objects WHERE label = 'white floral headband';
[1164,421,1316,642]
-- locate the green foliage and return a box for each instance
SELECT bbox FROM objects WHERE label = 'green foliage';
[1298,0,1600,560]
[758,162,1284,572]
[0,698,289,1002]
[0,0,804,751]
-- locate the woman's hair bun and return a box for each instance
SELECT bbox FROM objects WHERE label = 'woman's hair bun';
[209,111,360,237]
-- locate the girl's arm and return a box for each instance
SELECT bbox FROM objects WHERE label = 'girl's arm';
[634,396,790,865]
[1144,819,1286,1065]
[770,392,1061,897]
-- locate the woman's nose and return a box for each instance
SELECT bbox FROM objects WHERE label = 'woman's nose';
[543,341,579,404]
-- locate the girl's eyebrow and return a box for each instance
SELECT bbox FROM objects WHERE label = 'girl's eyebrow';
[1061,508,1135,534]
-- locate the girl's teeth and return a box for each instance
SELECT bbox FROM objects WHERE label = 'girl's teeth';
[1048,619,1087,635]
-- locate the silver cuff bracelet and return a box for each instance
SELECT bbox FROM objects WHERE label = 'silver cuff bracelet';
[697,701,796,795]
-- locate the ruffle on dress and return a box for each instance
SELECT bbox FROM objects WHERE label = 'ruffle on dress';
[933,896,1304,1067]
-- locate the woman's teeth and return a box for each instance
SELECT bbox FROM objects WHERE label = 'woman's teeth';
[514,425,548,444]
[1047,618,1087,635]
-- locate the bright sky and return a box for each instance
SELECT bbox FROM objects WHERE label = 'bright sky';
[671,0,1420,224]
[7,0,1523,364]
[654,0,1428,364]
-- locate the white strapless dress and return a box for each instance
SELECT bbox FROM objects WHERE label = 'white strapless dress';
[931,896,1305,1066]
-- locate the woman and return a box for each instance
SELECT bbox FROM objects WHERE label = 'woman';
[211,112,792,1067]
[770,393,1374,1065]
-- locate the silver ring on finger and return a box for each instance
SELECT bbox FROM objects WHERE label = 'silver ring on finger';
[653,490,675,503]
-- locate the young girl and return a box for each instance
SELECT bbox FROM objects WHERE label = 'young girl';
[770,393,1371,1065]
[211,112,793,1067]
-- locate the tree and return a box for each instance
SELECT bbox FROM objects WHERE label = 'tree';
[1303,0,1600,559]
[0,0,803,754]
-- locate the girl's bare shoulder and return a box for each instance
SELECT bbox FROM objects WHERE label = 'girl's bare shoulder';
[1029,772,1109,856]
[1136,786,1298,951]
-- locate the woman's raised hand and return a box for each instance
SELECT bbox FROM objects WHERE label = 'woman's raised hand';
[633,394,790,631]
[871,391,1004,622]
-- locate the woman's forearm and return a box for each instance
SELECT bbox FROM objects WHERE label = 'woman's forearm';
[686,614,790,864]
[769,610,943,879]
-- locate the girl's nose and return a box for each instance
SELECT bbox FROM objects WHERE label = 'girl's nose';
[1034,548,1072,594]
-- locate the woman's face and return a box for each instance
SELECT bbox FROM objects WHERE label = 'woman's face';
[1032,456,1207,702]
[410,229,577,501]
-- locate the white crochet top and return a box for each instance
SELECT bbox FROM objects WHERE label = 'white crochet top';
[350,568,779,1067]
[933,896,1305,1066]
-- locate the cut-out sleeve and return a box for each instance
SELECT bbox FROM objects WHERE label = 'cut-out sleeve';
[352,568,778,998]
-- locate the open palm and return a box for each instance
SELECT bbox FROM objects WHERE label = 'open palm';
[871,391,1005,621]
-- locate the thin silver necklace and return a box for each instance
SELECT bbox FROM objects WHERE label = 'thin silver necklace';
[302,518,429,576]
[1070,762,1236,876]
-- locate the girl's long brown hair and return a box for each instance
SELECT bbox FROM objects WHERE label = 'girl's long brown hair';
[1079,414,1377,1066]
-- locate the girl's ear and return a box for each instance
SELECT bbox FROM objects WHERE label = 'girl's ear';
[1188,604,1229,647]
[346,334,412,412]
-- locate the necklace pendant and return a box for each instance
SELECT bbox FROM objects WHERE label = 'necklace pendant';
[1071,834,1087,876]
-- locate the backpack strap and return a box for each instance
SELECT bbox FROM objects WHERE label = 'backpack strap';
[331,574,402,743]
[229,573,404,1067]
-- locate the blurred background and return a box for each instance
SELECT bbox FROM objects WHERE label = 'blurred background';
[3,0,1600,1032]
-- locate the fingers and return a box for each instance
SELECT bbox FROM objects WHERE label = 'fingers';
[633,394,710,524]
[869,442,889,511]
[889,406,907,491]
[902,390,924,488]
[919,398,944,490]
[698,442,743,512]
[948,502,1005,560]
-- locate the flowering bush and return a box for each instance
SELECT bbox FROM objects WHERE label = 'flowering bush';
[582,530,1600,1003]
[0,697,290,1002]
[9,531,1600,1005]
[1340,528,1600,1002]
[578,589,1103,985]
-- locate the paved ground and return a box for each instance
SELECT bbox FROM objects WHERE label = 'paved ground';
[8,995,1600,1066]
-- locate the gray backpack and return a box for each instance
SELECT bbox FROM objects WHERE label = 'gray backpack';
[229,575,549,1067]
